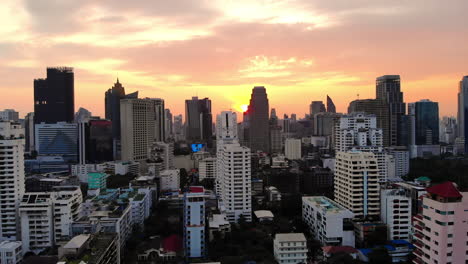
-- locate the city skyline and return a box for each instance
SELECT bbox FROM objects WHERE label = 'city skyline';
[1,0,467,118]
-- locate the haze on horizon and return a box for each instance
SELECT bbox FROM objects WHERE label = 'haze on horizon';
[1,0,467,118]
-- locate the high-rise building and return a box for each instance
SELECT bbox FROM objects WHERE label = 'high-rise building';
[149,142,174,170]
[35,122,78,162]
[270,108,278,125]
[34,67,75,124]
[0,121,25,241]
[376,75,406,146]
[310,101,326,116]
[270,125,283,154]
[457,76,468,153]
[215,111,238,194]
[334,113,390,181]
[440,116,457,144]
[386,146,410,178]
[218,142,252,222]
[348,99,390,146]
[0,109,19,122]
[165,109,173,141]
[183,186,206,259]
[314,112,341,137]
[74,107,92,123]
[24,112,35,153]
[412,182,468,264]
[408,100,439,145]
[284,138,301,160]
[185,97,213,146]
[199,157,216,181]
[246,87,270,152]
[380,186,411,241]
[326,95,336,113]
[173,114,184,141]
[104,79,138,158]
[120,98,156,161]
[78,119,113,164]
[334,151,380,219]
[151,98,166,142]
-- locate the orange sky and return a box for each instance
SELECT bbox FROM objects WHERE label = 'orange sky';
[1,0,467,119]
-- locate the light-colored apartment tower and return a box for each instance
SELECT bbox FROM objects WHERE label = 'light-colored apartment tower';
[412,182,468,264]
[0,121,25,241]
[302,196,355,247]
[380,186,412,241]
[216,111,238,195]
[285,138,302,160]
[334,151,380,219]
[183,187,206,259]
[273,233,308,264]
[218,142,252,223]
[334,112,390,181]
[199,157,216,181]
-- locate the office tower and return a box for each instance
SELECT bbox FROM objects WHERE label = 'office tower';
[310,101,326,116]
[334,151,380,219]
[35,122,78,162]
[246,87,270,152]
[120,98,156,161]
[284,138,301,160]
[408,100,439,146]
[380,186,411,241]
[273,233,308,264]
[440,116,457,144]
[314,112,341,136]
[386,146,410,178]
[34,67,75,124]
[412,182,468,264]
[376,75,406,146]
[291,113,297,121]
[218,142,252,222]
[165,109,173,141]
[104,79,138,158]
[151,98,165,142]
[270,125,283,154]
[183,187,206,259]
[78,119,113,164]
[185,97,213,146]
[326,95,336,113]
[270,108,278,125]
[334,112,390,181]
[0,121,25,240]
[457,76,468,153]
[149,142,174,170]
[74,107,92,123]
[302,196,355,247]
[0,109,19,122]
[24,112,35,153]
[348,99,390,146]
[173,114,184,141]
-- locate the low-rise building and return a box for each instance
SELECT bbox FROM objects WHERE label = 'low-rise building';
[160,170,180,192]
[380,186,412,241]
[58,233,120,264]
[265,186,282,202]
[273,233,308,264]
[302,196,355,247]
[0,241,22,264]
[208,214,231,241]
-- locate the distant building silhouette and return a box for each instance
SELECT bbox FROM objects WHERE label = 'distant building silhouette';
[34,67,75,124]
[310,101,326,116]
[185,97,213,146]
[457,76,468,153]
[246,86,270,152]
[326,95,336,113]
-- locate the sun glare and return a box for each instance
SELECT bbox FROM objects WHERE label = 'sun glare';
[240,104,249,112]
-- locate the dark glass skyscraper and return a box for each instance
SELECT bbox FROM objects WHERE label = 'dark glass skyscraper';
[326,95,336,113]
[376,75,406,146]
[409,100,439,145]
[246,86,270,152]
[348,99,390,146]
[458,76,468,153]
[84,119,113,163]
[185,97,213,146]
[34,67,74,124]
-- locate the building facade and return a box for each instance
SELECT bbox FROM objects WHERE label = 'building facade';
[245,87,270,152]
[273,233,308,264]
[183,187,206,259]
[35,122,78,162]
[380,187,411,241]
[285,138,301,160]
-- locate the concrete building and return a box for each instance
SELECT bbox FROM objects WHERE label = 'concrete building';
[184,187,206,259]
[412,182,468,264]
[314,112,340,137]
[265,186,282,202]
[53,186,83,243]
[218,143,252,222]
[160,169,180,191]
[334,151,380,219]
[457,76,468,153]
[348,99,390,147]
[310,101,326,116]
[380,187,411,241]
[35,122,78,162]
[0,241,22,264]
[208,214,231,241]
[245,87,270,152]
[270,125,283,154]
[335,112,390,182]
[273,233,308,264]
[284,138,301,160]
[215,111,239,194]
[165,109,173,141]
[24,112,35,153]
[0,109,19,122]
[149,141,174,170]
[59,233,119,264]
[302,196,355,247]
[185,97,212,146]
[0,121,25,241]
[386,147,410,178]
[88,172,108,190]
[199,157,216,181]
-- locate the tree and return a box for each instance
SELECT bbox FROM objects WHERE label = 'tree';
[368,247,392,264]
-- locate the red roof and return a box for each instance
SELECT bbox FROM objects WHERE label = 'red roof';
[163,235,182,253]
[426,182,462,198]
[189,186,204,193]
[322,246,358,254]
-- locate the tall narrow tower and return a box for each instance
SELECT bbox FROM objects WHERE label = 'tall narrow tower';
[246,86,270,152]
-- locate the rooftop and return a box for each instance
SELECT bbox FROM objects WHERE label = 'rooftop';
[64,234,91,249]
[426,181,462,198]
[275,233,306,242]
[303,196,351,214]
[254,210,274,219]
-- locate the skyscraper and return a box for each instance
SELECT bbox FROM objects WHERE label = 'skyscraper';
[185,97,213,146]
[24,112,35,153]
[0,121,25,240]
[173,114,184,141]
[376,75,406,146]
[348,99,390,146]
[310,101,326,116]
[78,119,113,164]
[408,100,439,145]
[34,67,75,124]
[246,86,270,152]
[164,109,173,141]
[326,95,336,113]
[457,76,468,153]
[150,98,165,142]
[183,187,206,258]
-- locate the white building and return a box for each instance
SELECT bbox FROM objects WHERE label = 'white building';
[0,241,22,264]
[53,186,83,243]
[334,151,380,219]
[150,141,174,170]
[386,147,410,178]
[0,109,19,122]
[184,187,206,258]
[380,187,412,241]
[199,157,217,181]
[129,188,153,229]
[71,163,107,182]
[302,196,355,247]
[0,121,25,241]
[160,170,180,191]
[284,138,302,160]
[215,111,238,195]
[334,112,389,182]
[218,143,252,223]
[273,233,308,264]
[34,122,78,159]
